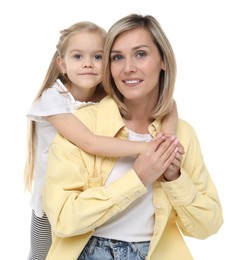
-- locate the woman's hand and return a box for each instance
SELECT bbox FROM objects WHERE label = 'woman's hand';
[154,133,185,181]
[133,135,179,186]
[162,138,184,181]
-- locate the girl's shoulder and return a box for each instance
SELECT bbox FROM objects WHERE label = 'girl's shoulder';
[27,81,72,121]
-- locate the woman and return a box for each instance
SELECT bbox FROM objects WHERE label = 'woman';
[24,20,177,260]
[43,14,223,260]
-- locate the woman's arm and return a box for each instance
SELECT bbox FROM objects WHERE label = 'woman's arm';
[162,122,223,239]
[45,113,148,157]
[43,131,179,237]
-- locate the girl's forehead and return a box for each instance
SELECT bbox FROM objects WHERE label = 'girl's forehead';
[69,31,104,43]
[67,31,105,50]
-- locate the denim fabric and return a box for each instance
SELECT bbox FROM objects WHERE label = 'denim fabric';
[77,236,149,260]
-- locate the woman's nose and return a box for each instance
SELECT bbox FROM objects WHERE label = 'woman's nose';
[123,58,136,73]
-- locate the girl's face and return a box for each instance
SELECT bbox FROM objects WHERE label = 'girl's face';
[110,28,165,106]
[57,31,104,99]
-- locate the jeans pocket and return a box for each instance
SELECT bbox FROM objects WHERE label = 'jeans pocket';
[131,241,149,259]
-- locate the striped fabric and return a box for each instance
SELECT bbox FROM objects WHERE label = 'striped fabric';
[27,211,52,260]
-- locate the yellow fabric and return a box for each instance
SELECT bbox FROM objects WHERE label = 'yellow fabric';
[43,95,223,260]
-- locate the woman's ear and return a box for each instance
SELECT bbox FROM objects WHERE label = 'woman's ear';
[161,61,166,71]
[56,56,66,74]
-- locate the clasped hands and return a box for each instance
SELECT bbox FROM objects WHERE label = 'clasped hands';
[133,133,184,186]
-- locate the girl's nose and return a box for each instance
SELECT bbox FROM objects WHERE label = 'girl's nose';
[82,58,93,68]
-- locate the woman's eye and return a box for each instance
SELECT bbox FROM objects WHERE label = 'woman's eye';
[136,51,146,58]
[111,54,123,61]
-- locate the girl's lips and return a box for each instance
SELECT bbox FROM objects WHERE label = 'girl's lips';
[79,73,97,76]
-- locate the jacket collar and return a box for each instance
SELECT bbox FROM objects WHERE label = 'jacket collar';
[96,95,162,139]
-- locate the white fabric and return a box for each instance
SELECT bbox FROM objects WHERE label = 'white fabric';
[27,79,94,217]
[94,129,154,242]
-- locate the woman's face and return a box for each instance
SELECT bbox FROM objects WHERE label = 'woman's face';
[110,28,165,105]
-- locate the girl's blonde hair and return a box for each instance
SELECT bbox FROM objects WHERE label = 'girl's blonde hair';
[102,13,176,120]
[24,22,106,192]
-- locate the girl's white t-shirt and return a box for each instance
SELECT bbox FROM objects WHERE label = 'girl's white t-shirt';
[27,79,94,217]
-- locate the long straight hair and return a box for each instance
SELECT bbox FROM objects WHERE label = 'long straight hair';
[24,22,106,192]
[102,13,176,120]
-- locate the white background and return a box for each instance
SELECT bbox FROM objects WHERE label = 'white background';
[1,0,245,259]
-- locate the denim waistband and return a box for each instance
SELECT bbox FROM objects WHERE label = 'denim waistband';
[78,236,150,260]
[90,236,149,249]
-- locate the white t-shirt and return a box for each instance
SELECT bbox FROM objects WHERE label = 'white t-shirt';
[27,79,94,217]
[94,129,154,242]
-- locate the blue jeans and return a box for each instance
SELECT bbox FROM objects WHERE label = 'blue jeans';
[77,236,150,260]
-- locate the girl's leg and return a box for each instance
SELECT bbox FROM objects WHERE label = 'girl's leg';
[27,210,51,260]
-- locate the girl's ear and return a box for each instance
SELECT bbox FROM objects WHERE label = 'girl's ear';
[56,56,66,74]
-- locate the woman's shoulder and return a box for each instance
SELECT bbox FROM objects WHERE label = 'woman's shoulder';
[178,118,194,130]
[74,95,120,130]
[176,118,204,154]
[75,96,117,117]
[177,119,198,141]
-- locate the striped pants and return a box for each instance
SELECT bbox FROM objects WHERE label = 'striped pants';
[27,210,52,260]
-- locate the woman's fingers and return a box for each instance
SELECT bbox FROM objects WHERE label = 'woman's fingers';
[134,136,180,186]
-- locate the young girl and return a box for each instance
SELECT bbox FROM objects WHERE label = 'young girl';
[24,21,178,260]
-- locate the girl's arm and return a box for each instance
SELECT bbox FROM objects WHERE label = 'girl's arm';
[45,114,147,157]
[161,99,178,135]
[45,100,178,158]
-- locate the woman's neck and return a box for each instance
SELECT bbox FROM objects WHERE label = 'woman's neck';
[123,99,154,133]
[123,108,153,134]
[123,118,151,134]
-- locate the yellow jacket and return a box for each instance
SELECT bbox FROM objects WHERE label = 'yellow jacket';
[43,96,223,260]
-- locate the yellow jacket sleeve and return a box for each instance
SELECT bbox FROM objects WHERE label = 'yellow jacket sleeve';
[43,136,147,238]
[161,119,223,239]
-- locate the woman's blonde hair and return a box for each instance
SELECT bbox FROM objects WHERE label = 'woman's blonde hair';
[102,13,176,120]
[24,21,106,192]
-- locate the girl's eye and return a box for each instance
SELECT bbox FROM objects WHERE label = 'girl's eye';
[136,51,146,59]
[74,54,82,60]
[94,54,103,60]
[111,54,123,62]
